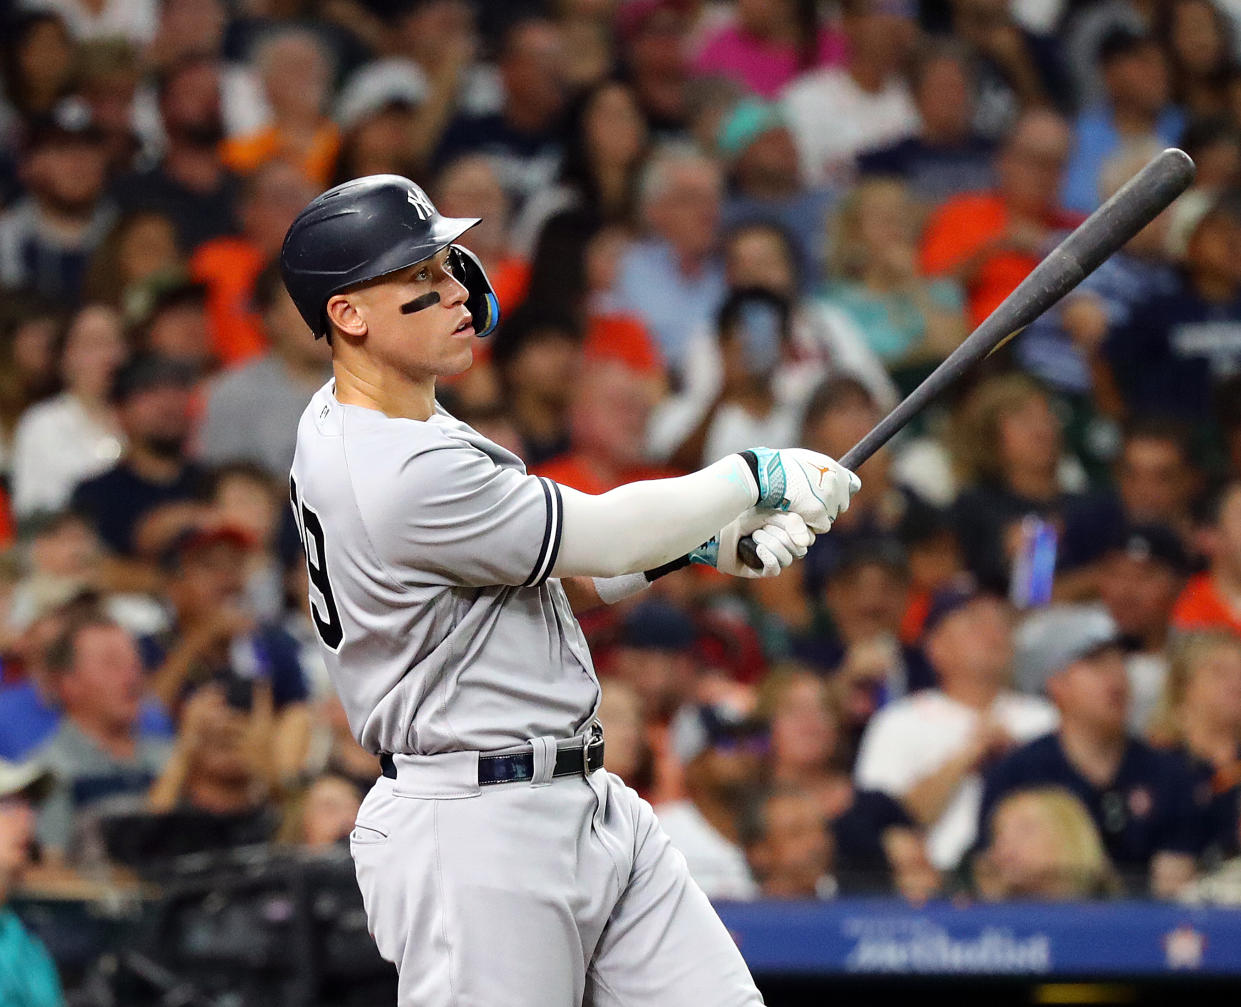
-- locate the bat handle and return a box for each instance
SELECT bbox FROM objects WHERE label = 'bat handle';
[736,442,873,571]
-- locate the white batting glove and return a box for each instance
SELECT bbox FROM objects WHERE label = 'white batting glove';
[743,447,861,534]
[690,510,814,578]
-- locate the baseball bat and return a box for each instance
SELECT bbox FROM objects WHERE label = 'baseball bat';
[738,146,1196,571]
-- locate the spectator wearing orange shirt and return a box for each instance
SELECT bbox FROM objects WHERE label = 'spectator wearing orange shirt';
[534,353,676,494]
[920,109,1080,328]
[220,27,340,189]
[1173,480,1241,636]
[188,162,316,368]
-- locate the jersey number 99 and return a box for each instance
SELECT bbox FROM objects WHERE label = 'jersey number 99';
[290,475,344,651]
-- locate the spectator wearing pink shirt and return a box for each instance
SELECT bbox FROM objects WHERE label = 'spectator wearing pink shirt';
[691,0,847,99]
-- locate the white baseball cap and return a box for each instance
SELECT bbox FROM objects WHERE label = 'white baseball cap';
[335,59,428,131]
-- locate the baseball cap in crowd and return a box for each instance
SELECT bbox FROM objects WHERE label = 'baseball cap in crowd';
[1012,605,1125,695]
[1104,523,1191,575]
[160,524,256,572]
[109,353,196,404]
[334,58,428,131]
[922,574,1000,636]
[617,601,697,653]
[616,0,690,42]
[25,97,105,151]
[716,98,785,159]
[0,759,55,804]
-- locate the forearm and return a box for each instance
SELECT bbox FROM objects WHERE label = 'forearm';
[551,455,757,579]
[148,743,190,811]
[903,748,979,827]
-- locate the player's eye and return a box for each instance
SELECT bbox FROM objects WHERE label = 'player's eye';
[414,266,430,282]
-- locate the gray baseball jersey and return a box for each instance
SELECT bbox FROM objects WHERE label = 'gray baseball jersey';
[288,380,600,755]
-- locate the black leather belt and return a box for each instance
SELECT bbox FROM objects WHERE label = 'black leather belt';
[380,727,605,786]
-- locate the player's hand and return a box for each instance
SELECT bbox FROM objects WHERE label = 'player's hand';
[746,448,861,534]
[691,510,814,578]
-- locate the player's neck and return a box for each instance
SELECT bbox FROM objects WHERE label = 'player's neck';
[333,357,436,422]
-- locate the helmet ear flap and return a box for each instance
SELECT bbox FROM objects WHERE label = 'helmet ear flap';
[448,244,500,338]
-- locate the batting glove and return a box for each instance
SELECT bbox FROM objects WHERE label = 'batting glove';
[741,447,861,534]
[689,510,814,579]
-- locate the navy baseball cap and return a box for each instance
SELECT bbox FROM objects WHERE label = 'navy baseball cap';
[923,575,1000,635]
[1104,523,1191,575]
[617,601,697,653]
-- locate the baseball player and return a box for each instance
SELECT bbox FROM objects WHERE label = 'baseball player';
[280,174,859,1006]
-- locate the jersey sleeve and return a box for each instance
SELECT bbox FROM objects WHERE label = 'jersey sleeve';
[367,440,563,589]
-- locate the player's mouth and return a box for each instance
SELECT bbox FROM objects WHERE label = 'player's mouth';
[452,315,474,337]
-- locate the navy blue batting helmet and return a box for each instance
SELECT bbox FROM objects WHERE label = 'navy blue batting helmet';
[279,174,500,340]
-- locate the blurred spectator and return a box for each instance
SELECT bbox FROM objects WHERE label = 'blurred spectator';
[1149,631,1241,861]
[983,606,1206,896]
[83,210,184,310]
[854,581,1057,870]
[147,682,279,844]
[781,0,919,185]
[647,222,894,467]
[487,310,580,466]
[0,759,63,1007]
[795,541,935,744]
[1174,479,1241,636]
[69,353,205,558]
[331,58,426,183]
[716,97,836,286]
[1018,142,1178,409]
[823,177,968,366]
[654,711,762,900]
[947,0,1070,139]
[1062,0,1154,109]
[742,784,837,898]
[207,462,288,623]
[510,80,649,260]
[281,772,361,850]
[109,53,242,254]
[1061,419,1202,571]
[1156,0,1236,120]
[1106,193,1241,423]
[10,303,126,518]
[189,161,316,368]
[950,374,1085,591]
[222,27,341,189]
[612,143,726,372]
[920,109,1078,329]
[858,40,996,206]
[434,154,529,314]
[617,0,693,133]
[535,355,673,494]
[434,17,568,210]
[1094,525,1193,732]
[76,39,142,177]
[0,295,64,448]
[34,612,171,859]
[0,11,76,125]
[302,693,379,794]
[0,100,116,305]
[757,667,938,897]
[975,786,1121,899]
[200,262,331,479]
[596,679,656,798]
[691,0,845,99]
[1061,29,1184,215]
[131,275,211,374]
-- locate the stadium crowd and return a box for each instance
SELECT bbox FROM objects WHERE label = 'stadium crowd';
[2,0,1241,999]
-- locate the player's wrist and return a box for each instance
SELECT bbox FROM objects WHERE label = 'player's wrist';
[738,448,786,509]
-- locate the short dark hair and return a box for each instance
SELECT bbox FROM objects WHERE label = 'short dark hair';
[1097,27,1154,68]
[1121,415,1195,462]
[800,375,876,439]
[251,259,287,315]
[45,611,120,679]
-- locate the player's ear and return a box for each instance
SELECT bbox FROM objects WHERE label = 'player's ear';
[325,293,368,341]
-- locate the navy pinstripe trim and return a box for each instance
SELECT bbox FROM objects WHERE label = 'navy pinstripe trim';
[525,477,563,587]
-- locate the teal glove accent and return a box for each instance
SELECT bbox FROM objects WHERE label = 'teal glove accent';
[750,447,788,510]
[687,537,720,567]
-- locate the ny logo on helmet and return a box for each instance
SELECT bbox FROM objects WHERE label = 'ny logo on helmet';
[407,187,436,221]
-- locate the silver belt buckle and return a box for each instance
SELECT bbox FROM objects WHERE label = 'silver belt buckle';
[583,722,604,777]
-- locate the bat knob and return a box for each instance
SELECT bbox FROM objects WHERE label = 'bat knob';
[737,534,766,572]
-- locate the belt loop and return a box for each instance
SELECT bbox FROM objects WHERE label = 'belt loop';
[528,736,557,787]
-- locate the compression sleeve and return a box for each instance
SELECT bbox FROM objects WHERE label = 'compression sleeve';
[550,454,760,579]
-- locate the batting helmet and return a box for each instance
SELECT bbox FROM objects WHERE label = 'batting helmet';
[279,174,500,340]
